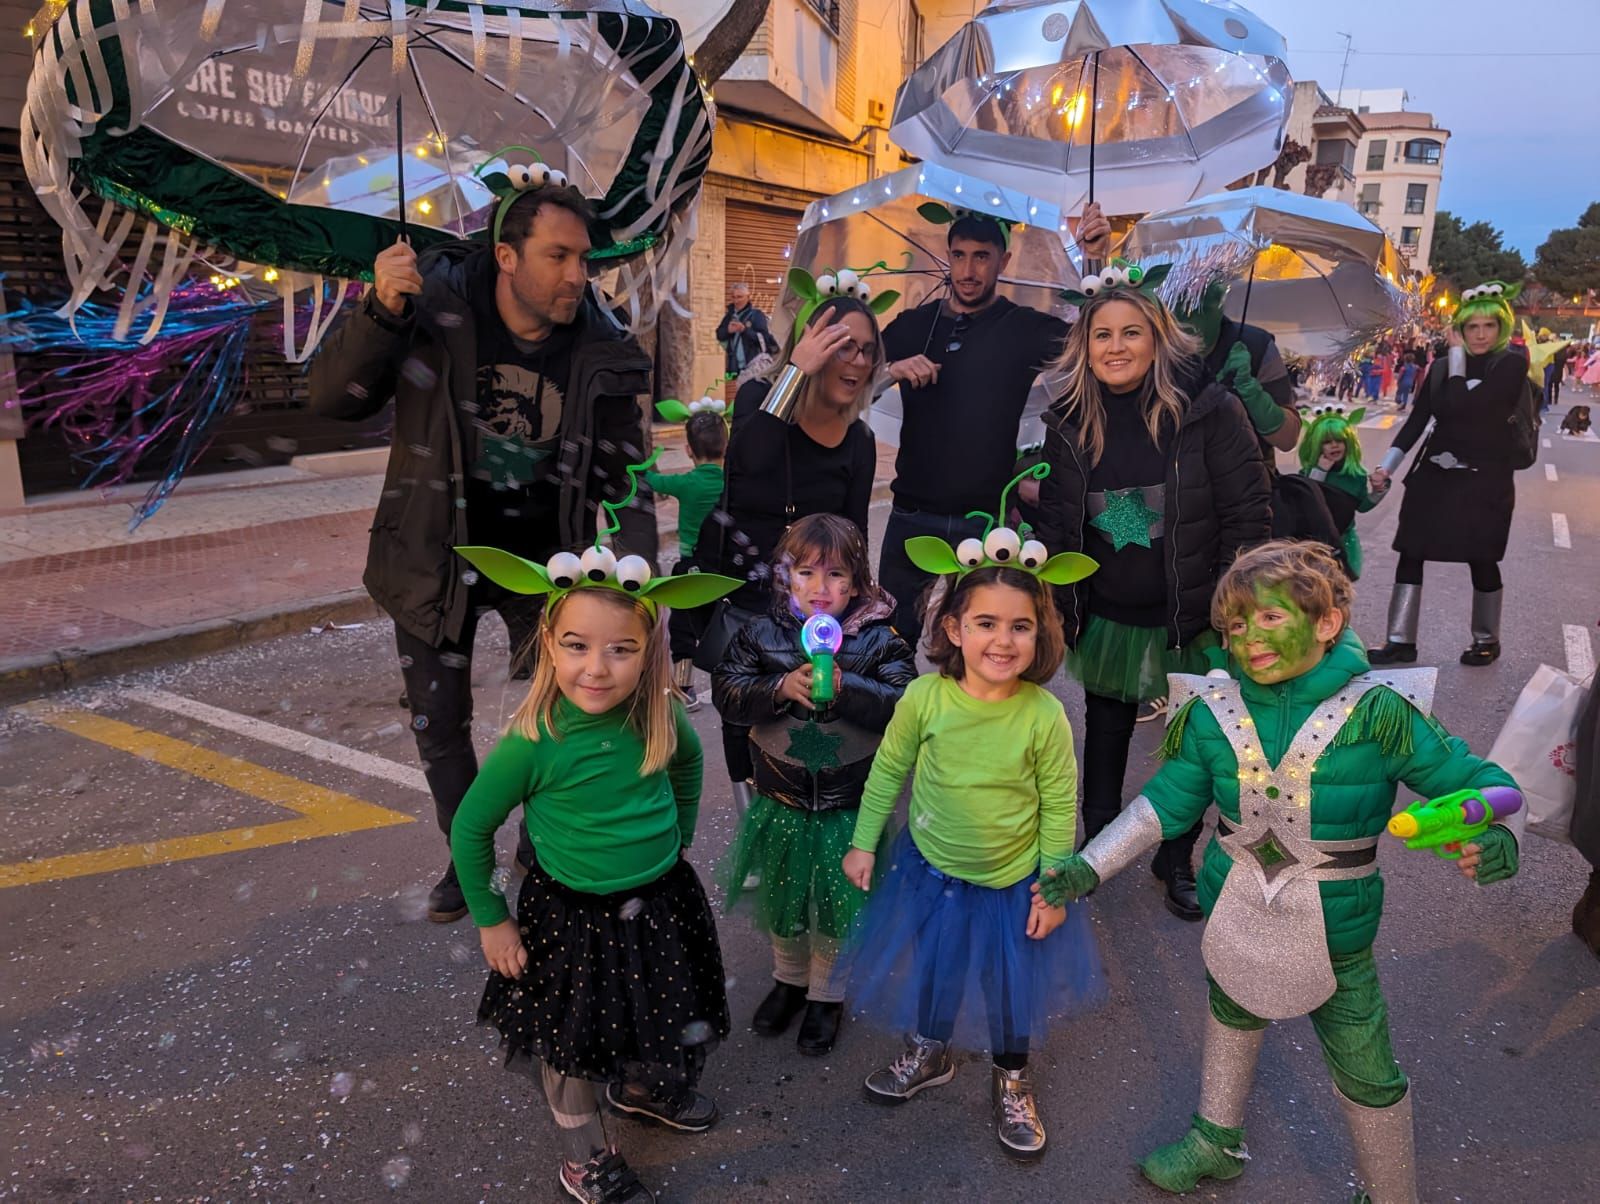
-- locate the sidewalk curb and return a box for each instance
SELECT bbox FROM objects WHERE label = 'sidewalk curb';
[0,591,380,706]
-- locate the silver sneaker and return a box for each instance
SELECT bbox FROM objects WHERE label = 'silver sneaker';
[992,1065,1047,1160]
[863,1034,955,1104]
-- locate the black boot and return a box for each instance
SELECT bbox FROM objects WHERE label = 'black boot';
[427,864,468,923]
[1460,588,1504,666]
[796,1001,843,1056]
[1369,583,1420,665]
[1163,862,1202,922]
[751,981,808,1036]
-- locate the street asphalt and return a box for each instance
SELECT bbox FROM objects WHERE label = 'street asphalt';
[3,399,1598,1202]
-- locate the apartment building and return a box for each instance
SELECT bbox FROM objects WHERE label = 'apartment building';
[1337,88,1450,273]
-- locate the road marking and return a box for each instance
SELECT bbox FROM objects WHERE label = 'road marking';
[1543,438,1552,449]
[1545,463,1559,482]
[1359,414,1398,430]
[0,708,414,889]
[1552,513,1571,549]
[124,688,428,793]
[1565,625,1596,681]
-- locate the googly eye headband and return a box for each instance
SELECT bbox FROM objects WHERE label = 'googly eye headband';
[655,383,730,426]
[915,201,1017,249]
[473,144,573,247]
[1453,279,1520,351]
[1297,403,1367,424]
[903,464,1099,585]
[1296,406,1367,474]
[1059,258,1174,307]
[788,263,903,340]
[455,449,743,618]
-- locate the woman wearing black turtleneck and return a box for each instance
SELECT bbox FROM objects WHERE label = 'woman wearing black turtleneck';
[1368,281,1527,667]
[1036,284,1270,921]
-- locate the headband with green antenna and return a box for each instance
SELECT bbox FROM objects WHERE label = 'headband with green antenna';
[655,380,730,425]
[455,449,743,618]
[1059,258,1173,307]
[473,144,573,246]
[788,258,905,339]
[1454,279,1521,352]
[916,201,1018,248]
[904,463,1099,585]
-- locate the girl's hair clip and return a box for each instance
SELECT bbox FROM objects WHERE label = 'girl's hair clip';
[473,144,573,246]
[454,449,742,617]
[1059,258,1173,306]
[788,259,906,339]
[903,463,1098,585]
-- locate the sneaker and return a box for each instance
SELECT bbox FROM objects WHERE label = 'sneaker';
[991,1065,1047,1160]
[604,1082,718,1133]
[751,981,808,1036]
[426,865,468,923]
[559,1150,655,1203]
[1136,696,1168,723]
[863,1034,956,1104]
[796,1000,842,1056]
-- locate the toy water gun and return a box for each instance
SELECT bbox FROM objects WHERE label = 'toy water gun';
[1386,787,1522,859]
[799,612,843,717]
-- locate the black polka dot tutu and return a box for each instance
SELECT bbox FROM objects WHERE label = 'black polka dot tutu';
[478,855,730,1087]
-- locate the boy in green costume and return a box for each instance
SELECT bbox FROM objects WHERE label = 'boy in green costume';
[1038,540,1523,1203]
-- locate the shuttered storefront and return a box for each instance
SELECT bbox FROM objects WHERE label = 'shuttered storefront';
[724,201,804,319]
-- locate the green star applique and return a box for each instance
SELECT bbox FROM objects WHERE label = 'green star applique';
[1089,487,1163,551]
[784,720,843,773]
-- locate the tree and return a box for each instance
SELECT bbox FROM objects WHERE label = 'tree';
[1429,211,1527,293]
[1534,202,1600,297]
[693,1,772,85]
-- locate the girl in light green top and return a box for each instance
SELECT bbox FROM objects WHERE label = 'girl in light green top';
[840,564,1104,1161]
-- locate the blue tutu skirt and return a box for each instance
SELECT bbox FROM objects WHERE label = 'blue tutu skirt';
[839,830,1104,1052]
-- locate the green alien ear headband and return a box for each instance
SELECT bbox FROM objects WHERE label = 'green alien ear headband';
[903,463,1099,585]
[1296,405,1367,474]
[1454,280,1521,352]
[788,263,903,339]
[455,450,743,618]
[916,201,1018,248]
[1059,258,1174,307]
[655,383,730,427]
[473,144,572,247]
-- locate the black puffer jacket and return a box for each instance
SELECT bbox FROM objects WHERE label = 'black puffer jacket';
[1035,379,1271,647]
[712,591,916,812]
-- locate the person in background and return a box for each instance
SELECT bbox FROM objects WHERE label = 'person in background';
[717,282,779,380]
[1395,352,1421,411]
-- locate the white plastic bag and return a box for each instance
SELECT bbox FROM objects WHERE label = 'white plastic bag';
[1486,664,1588,844]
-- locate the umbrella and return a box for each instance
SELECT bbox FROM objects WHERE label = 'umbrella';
[889,0,1291,216]
[1123,185,1410,361]
[779,163,1084,450]
[22,0,711,354]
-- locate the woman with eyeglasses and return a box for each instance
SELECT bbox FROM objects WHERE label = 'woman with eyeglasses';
[691,296,884,806]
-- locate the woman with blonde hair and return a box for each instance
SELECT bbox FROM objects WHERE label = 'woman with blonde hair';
[692,295,882,801]
[1035,269,1269,921]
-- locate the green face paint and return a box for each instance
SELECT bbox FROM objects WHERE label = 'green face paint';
[1176,280,1227,353]
[1228,585,1325,684]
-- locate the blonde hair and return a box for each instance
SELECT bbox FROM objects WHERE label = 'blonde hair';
[511,589,679,776]
[1048,288,1201,466]
[768,297,881,425]
[1211,540,1353,642]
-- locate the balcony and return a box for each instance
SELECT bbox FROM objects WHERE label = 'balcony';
[717,0,849,139]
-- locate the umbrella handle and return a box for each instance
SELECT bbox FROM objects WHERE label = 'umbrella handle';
[1087,52,1098,208]
[1240,259,1256,327]
[395,93,408,244]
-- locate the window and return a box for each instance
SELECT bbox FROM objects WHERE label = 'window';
[1358,183,1381,216]
[902,1,926,79]
[1316,139,1354,170]
[807,0,840,32]
[1403,138,1442,165]
[1366,140,1387,171]
[1405,183,1427,214]
[1400,226,1421,247]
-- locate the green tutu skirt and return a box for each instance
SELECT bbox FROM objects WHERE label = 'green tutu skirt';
[719,795,879,941]
[1065,616,1222,704]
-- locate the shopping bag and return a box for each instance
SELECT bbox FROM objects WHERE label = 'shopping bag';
[1486,664,1588,844]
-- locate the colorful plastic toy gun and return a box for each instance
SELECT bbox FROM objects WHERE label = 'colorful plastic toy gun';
[1386,787,1522,859]
[799,612,843,716]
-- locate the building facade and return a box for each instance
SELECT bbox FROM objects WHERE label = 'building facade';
[1335,88,1449,274]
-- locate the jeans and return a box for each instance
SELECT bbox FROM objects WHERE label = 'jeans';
[1080,692,1203,872]
[393,580,542,865]
[1394,384,1412,409]
[878,505,988,646]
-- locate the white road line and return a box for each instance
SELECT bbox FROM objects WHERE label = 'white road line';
[1566,625,1597,681]
[123,688,428,792]
[1552,513,1571,549]
[1542,438,1552,449]
[1546,463,1559,482]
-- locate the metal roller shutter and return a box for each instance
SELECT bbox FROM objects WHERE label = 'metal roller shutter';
[724,201,804,319]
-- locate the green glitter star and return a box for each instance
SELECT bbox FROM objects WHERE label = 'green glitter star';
[784,720,843,773]
[1089,487,1163,551]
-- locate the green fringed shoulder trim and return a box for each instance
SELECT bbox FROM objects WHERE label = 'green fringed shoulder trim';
[1159,697,1204,760]
[1330,687,1418,758]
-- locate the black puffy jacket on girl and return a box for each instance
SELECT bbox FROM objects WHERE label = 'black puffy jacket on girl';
[1035,378,1271,648]
[711,589,916,812]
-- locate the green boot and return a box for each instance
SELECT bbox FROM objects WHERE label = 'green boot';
[1139,1113,1249,1193]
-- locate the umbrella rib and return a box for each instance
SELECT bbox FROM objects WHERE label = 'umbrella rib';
[403,48,460,230]
[864,211,949,272]
[291,40,387,196]
[1127,44,1199,160]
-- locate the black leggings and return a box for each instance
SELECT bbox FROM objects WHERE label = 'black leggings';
[1394,555,1502,592]
[1081,692,1202,870]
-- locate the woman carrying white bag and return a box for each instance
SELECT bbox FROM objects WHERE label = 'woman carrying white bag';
[1487,659,1599,957]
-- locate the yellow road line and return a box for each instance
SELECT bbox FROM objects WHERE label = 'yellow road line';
[1,708,415,889]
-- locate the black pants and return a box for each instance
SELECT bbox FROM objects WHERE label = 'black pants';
[667,559,707,664]
[394,583,542,864]
[878,506,988,646]
[1394,555,1501,592]
[1079,692,1202,872]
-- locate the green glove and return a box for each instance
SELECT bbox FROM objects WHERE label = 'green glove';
[1037,855,1100,906]
[1471,824,1519,885]
[1217,340,1284,435]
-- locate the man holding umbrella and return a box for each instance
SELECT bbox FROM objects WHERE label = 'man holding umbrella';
[876,202,1113,642]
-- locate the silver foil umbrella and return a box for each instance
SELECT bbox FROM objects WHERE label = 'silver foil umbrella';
[1124,185,1409,360]
[889,0,1291,215]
